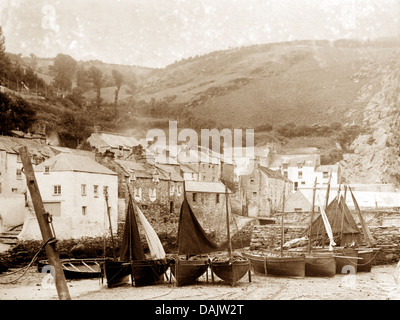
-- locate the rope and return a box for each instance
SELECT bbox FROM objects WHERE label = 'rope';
[0,237,55,284]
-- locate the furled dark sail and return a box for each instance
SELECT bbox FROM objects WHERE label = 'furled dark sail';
[119,196,146,261]
[177,197,218,255]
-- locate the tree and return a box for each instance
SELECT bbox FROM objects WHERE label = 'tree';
[0,93,36,135]
[0,27,11,84]
[50,53,77,92]
[87,66,104,108]
[112,69,124,116]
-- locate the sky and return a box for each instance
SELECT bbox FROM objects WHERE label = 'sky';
[1,0,399,68]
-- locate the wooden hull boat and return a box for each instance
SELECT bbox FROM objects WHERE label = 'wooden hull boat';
[334,248,359,274]
[170,258,209,286]
[356,248,375,272]
[305,252,336,277]
[38,258,104,280]
[266,255,306,278]
[242,252,267,276]
[211,257,250,286]
[131,259,170,287]
[103,259,132,287]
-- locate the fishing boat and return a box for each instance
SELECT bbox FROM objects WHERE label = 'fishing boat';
[306,184,378,274]
[242,251,267,276]
[210,187,250,286]
[304,177,336,277]
[244,185,306,278]
[103,195,169,287]
[38,258,104,279]
[169,196,218,286]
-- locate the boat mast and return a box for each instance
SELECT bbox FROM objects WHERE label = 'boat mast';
[322,170,332,248]
[307,178,317,254]
[280,184,286,257]
[225,186,233,257]
[104,188,117,260]
[349,186,375,247]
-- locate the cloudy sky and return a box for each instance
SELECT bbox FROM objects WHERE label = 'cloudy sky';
[1,0,399,68]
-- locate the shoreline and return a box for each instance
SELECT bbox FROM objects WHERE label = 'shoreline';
[1,263,400,300]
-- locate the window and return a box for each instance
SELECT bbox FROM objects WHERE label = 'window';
[134,187,142,201]
[323,172,329,179]
[193,193,197,202]
[170,183,175,196]
[81,184,87,196]
[170,201,174,213]
[16,168,22,180]
[103,186,108,196]
[129,171,136,182]
[149,188,157,202]
[283,163,288,170]
[94,185,99,197]
[177,185,182,196]
[283,171,288,178]
[216,193,220,204]
[253,192,257,197]
[17,154,22,163]
[53,185,61,195]
[250,179,255,184]
[11,188,18,193]
[44,166,50,174]
[82,206,87,216]
[298,171,303,179]
[301,181,306,185]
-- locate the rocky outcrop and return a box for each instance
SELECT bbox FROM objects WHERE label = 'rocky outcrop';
[340,51,400,185]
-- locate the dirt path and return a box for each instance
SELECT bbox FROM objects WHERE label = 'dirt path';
[1,264,400,300]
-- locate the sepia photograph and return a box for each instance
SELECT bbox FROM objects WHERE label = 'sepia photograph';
[1,0,400,310]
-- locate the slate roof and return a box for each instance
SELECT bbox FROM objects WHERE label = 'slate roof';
[87,132,142,150]
[35,153,117,175]
[259,166,292,183]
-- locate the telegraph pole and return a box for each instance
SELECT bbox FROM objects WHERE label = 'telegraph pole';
[19,146,71,300]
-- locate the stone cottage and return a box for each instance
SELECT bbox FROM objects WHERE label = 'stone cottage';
[233,164,292,217]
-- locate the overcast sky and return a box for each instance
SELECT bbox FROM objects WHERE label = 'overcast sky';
[1,0,399,68]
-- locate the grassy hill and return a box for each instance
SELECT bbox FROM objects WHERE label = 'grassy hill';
[15,39,400,166]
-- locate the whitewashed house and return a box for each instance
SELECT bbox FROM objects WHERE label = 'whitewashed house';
[0,136,53,229]
[19,153,118,240]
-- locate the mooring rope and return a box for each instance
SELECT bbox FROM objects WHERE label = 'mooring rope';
[0,237,55,284]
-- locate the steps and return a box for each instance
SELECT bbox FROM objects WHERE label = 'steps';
[0,225,22,245]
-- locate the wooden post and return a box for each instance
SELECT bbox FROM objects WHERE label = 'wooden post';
[19,146,71,300]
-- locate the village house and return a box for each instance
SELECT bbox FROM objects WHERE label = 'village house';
[86,131,145,158]
[184,180,231,234]
[232,163,292,218]
[96,150,185,235]
[18,153,118,240]
[268,148,341,191]
[0,136,55,230]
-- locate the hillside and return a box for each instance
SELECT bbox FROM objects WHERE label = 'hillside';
[133,40,400,129]
[10,39,400,185]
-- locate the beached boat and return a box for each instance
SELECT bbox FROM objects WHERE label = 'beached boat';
[304,177,336,277]
[104,195,169,287]
[38,258,104,279]
[242,252,267,275]
[169,195,217,286]
[210,187,250,286]
[266,254,306,277]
